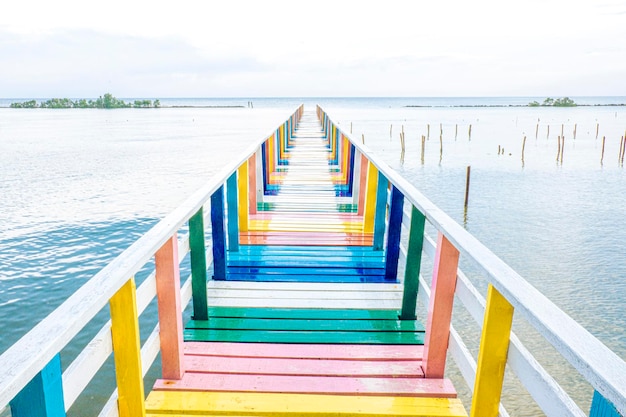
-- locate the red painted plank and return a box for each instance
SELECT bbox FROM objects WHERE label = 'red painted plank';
[153,373,457,397]
[184,356,424,377]
[183,342,424,361]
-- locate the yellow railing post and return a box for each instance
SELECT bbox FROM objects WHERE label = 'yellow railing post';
[470,284,514,417]
[110,278,146,417]
[238,161,249,232]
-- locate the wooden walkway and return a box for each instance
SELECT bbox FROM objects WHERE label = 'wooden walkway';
[145,109,468,416]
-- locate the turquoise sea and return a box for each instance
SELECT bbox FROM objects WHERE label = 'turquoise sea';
[0,97,624,416]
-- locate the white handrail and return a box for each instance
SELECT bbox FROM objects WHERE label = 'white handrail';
[320,106,626,415]
[0,106,302,411]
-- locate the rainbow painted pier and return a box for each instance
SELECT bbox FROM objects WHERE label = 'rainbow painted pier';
[0,105,624,417]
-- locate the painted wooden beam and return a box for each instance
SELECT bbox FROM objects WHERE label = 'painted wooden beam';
[155,235,185,380]
[109,278,146,417]
[373,173,389,250]
[226,172,239,252]
[400,206,426,319]
[145,391,468,417]
[248,154,257,215]
[422,233,459,378]
[590,390,622,417]
[210,186,226,280]
[10,354,65,417]
[363,162,379,234]
[237,161,249,232]
[470,284,514,417]
[385,186,404,281]
[189,207,208,319]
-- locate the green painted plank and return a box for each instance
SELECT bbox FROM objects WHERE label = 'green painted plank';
[184,329,424,345]
[189,208,208,321]
[186,318,425,332]
[400,206,426,320]
[204,307,402,320]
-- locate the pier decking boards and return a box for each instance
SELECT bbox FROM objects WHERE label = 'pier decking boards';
[147,109,468,416]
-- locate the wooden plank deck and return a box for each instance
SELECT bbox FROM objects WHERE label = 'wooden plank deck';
[146,108,468,416]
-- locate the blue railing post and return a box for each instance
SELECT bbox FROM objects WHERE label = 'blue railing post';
[10,354,65,417]
[210,186,227,280]
[385,186,404,280]
[226,172,239,252]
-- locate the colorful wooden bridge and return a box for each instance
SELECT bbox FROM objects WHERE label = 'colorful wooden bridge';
[0,105,624,417]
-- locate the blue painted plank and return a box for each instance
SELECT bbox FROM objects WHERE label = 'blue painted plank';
[589,391,622,417]
[210,186,226,280]
[385,186,404,280]
[10,354,66,417]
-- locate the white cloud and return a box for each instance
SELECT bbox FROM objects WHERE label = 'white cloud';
[1,0,624,97]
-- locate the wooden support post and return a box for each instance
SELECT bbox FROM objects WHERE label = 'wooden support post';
[248,155,257,215]
[237,162,249,232]
[357,153,368,215]
[470,284,514,417]
[226,172,239,252]
[155,235,185,380]
[210,186,226,280]
[422,233,459,378]
[399,206,426,320]
[372,173,389,250]
[110,278,146,417]
[363,162,378,234]
[385,186,404,281]
[589,390,621,417]
[10,354,66,417]
[464,166,471,209]
[189,208,208,319]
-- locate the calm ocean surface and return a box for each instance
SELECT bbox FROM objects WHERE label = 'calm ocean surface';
[1,97,624,416]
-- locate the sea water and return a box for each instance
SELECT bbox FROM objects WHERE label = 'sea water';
[0,97,624,416]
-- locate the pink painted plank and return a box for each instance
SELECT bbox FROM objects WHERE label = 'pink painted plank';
[184,342,423,360]
[184,356,424,377]
[248,155,257,215]
[153,373,457,397]
[154,234,185,380]
[422,233,460,379]
[357,154,368,216]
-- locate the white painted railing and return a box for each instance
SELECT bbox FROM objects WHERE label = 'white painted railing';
[319,106,625,417]
[0,106,302,417]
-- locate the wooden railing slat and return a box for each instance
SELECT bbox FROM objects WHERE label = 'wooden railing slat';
[109,278,145,417]
[422,233,459,378]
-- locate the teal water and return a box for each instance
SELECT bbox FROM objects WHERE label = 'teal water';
[0,97,624,416]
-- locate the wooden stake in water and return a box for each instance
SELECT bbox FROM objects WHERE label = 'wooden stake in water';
[556,135,561,162]
[596,123,600,139]
[547,125,550,139]
[350,122,352,134]
[468,124,472,140]
[439,134,443,162]
[427,124,430,140]
[362,134,365,144]
[421,135,425,164]
[464,166,471,209]
[619,136,625,165]
[573,123,577,139]
[521,135,527,164]
[390,124,393,139]
[601,136,606,165]
[535,123,539,139]
[455,124,458,140]
[561,124,564,139]
[560,136,564,164]
[440,123,443,137]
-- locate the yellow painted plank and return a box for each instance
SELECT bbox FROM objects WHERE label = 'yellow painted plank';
[237,162,249,232]
[110,278,146,417]
[363,162,378,234]
[470,284,514,417]
[145,391,467,416]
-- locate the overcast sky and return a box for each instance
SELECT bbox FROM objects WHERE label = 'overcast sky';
[1,0,625,97]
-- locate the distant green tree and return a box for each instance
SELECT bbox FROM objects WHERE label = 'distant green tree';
[529,101,540,107]
[553,97,576,107]
[10,100,38,108]
[542,98,555,106]
[154,99,160,108]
